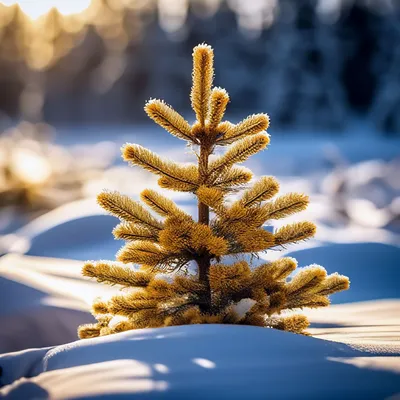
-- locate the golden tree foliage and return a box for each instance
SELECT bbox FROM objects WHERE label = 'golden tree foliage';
[144,99,195,144]
[208,87,230,131]
[191,43,214,127]
[79,43,349,340]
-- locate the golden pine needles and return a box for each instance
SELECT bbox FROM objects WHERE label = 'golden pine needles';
[208,87,230,131]
[274,221,317,246]
[122,144,199,191]
[82,261,153,287]
[145,99,195,143]
[239,176,280,207]
[265,315,310,334]
[117,241,170,266]
[196,186,224,209]
[79,43,349,339]
[97,191,162,232]
[217,113,270,145]
[261,193,309,220]
[191,43,214,127]
[213,166,253,189]
[140,189,186,218]
[113,223,158,242]
[209,133,270,176]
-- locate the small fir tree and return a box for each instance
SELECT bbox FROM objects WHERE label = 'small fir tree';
[79,44,349,339]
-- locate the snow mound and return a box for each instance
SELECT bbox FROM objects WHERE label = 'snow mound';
[287,242,400,303]
[0,325,399,399]
[0,254,117,353]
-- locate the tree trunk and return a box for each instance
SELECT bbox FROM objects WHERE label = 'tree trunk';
[197,144,211,311]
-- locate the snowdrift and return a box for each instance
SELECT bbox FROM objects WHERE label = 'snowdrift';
[1,324,399,399]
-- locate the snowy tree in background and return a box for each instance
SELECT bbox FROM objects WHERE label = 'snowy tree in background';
[258,0,348,130]
[370,13,400,134]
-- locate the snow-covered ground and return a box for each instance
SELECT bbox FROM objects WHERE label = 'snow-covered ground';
[55,124,400,173]
[1,324,399,400]
[0,125,399,398]
[1,243,399,398]
[1,124,399,255]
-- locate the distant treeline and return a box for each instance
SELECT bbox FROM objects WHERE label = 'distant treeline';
[0,0,399,134]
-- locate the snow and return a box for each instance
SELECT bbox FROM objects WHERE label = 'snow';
[0,324,399,399]
[0,240,399,353]
[55,124,400,171]
[287,242,400,303]
[305,299,400,352]
[0,125,399,398]
[0,254,117,353]
[230,298,257,318]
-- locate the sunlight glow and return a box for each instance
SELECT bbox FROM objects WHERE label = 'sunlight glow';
[327,357,400,374]
[11,148,52,185]
[0,0,91,19]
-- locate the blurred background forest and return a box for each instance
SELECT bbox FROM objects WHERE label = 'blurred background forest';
[0,0,399,247]
[0,0,400,132]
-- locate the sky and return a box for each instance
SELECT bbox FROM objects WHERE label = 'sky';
[0,0,91,19]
